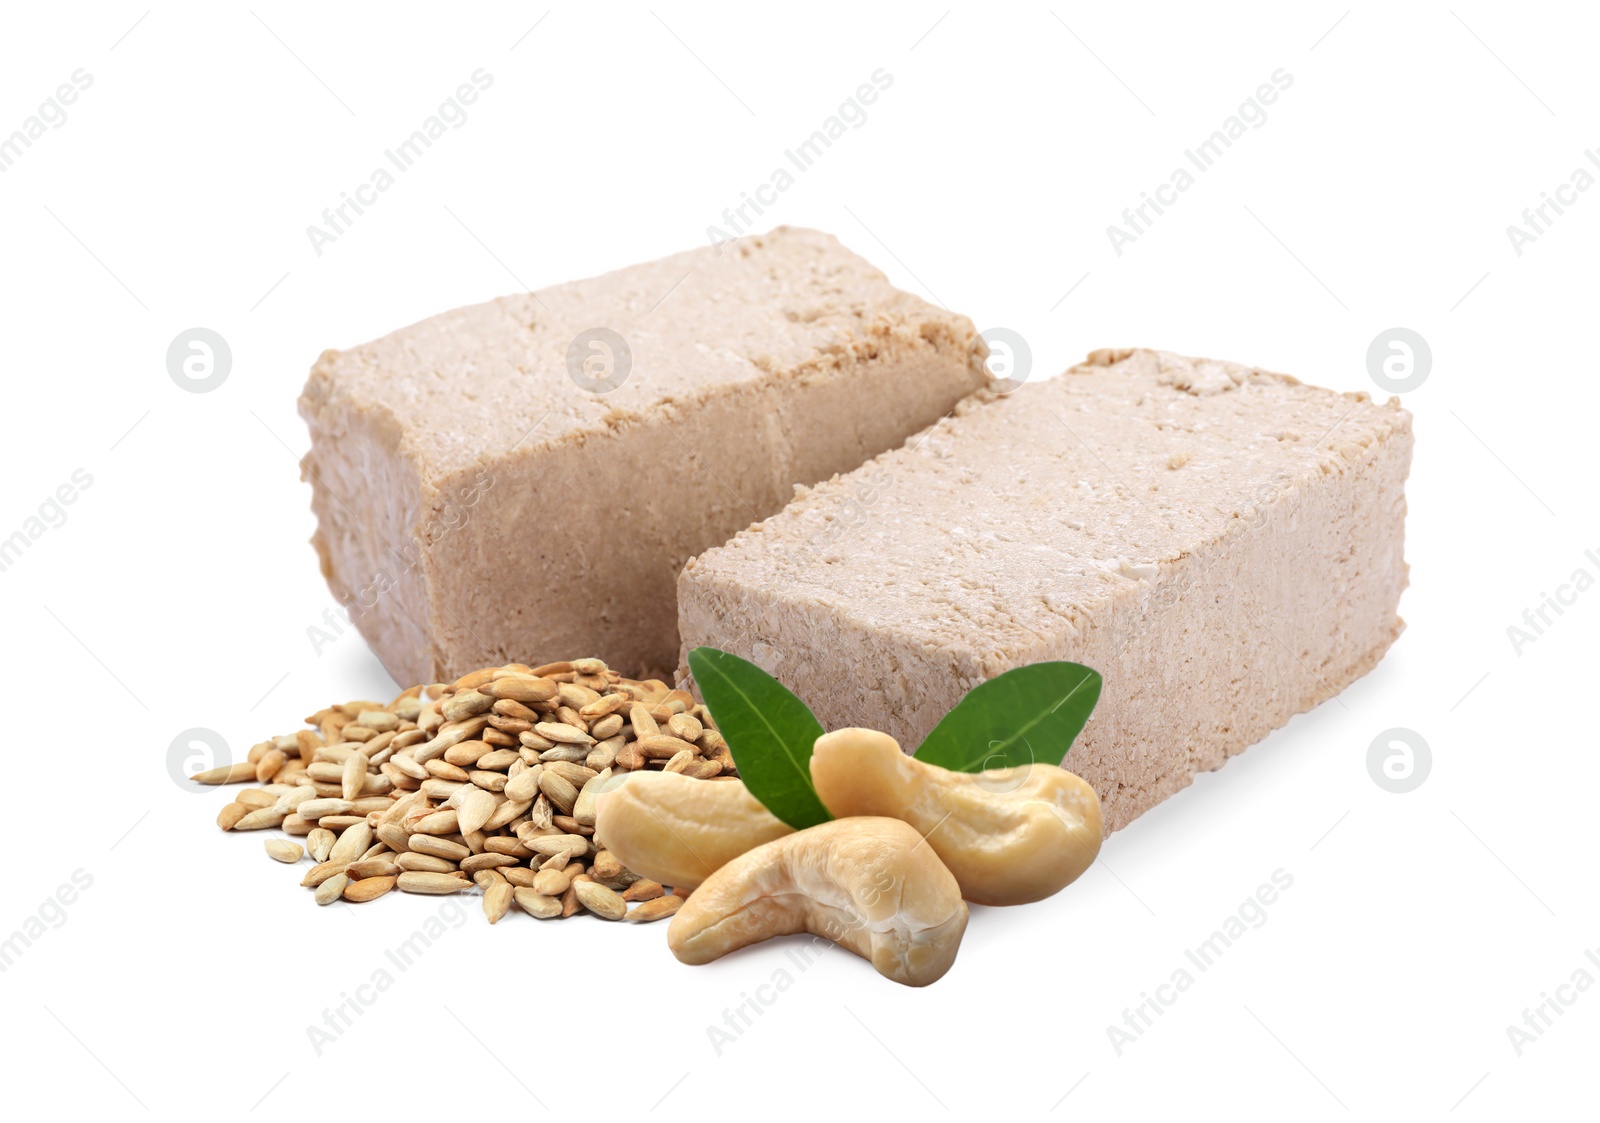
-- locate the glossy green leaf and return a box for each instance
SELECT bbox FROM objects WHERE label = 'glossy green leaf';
[686,647,832,830]
[913,662,1102,773]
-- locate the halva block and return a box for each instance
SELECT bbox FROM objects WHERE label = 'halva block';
[300,227,987,684]
[677,348,1413,831]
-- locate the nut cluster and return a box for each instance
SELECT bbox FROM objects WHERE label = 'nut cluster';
[595,727,1105,986]
[197,658,730,924]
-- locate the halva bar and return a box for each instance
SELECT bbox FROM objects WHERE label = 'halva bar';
[677,348,1412,831]
[300,228,987,684]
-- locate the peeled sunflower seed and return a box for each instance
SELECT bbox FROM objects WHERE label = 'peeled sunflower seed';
[232,809,288,832]
[264,840,304,863]
[345,859,400,880]
[539,772,579,816]
[344,876,397,903]
[341,752,369,802]
[622,879,664,902]
[441,690,494,723]
[504,767,543,803]
[327,823,373,864]
[396,853,457,873]
[526,834,589,859]
[483,879,514,924]
[574,879,627,921]
[625,896,684,923]
[398,871,470,895]
[535,722,595,746]
[314,873,349,905]
[486,676,557,703]
[297,798,353,820]
[408,836,470,862]
[306,828,336,863]
[192,762,258,785]
[411,809,460,836]
[457,788,498,835]
[513,888,562,918]
[301,860,351,888]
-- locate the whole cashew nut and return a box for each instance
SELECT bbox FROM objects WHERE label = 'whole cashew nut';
[593,771,792,890]
[810,728,1103,906]
[667,817,968,987]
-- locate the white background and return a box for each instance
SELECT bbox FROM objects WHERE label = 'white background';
[1,2,1593,1118]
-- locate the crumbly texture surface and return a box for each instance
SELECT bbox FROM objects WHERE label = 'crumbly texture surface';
[677,348,1413,832]
[299,227,987,684]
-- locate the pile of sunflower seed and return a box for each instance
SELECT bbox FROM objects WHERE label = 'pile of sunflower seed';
[196,658,733,923]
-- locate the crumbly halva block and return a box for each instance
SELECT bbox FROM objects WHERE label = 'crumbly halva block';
[299,227,987,685]
[677,348,1413,832]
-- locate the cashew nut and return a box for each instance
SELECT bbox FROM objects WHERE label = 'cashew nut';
[810,728,1102,907]
[667,817,968,987]
[593,771,792,890]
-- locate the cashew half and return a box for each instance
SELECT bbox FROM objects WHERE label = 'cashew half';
[593,771,792,890]
[667,817,968,987]
[810,728,1103,907]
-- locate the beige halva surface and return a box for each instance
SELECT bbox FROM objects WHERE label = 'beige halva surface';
[300,228,987,685]
[678,348,1414,831]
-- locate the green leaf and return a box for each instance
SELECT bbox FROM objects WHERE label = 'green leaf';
[687,647,832,830]
[914,662,1103,773]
